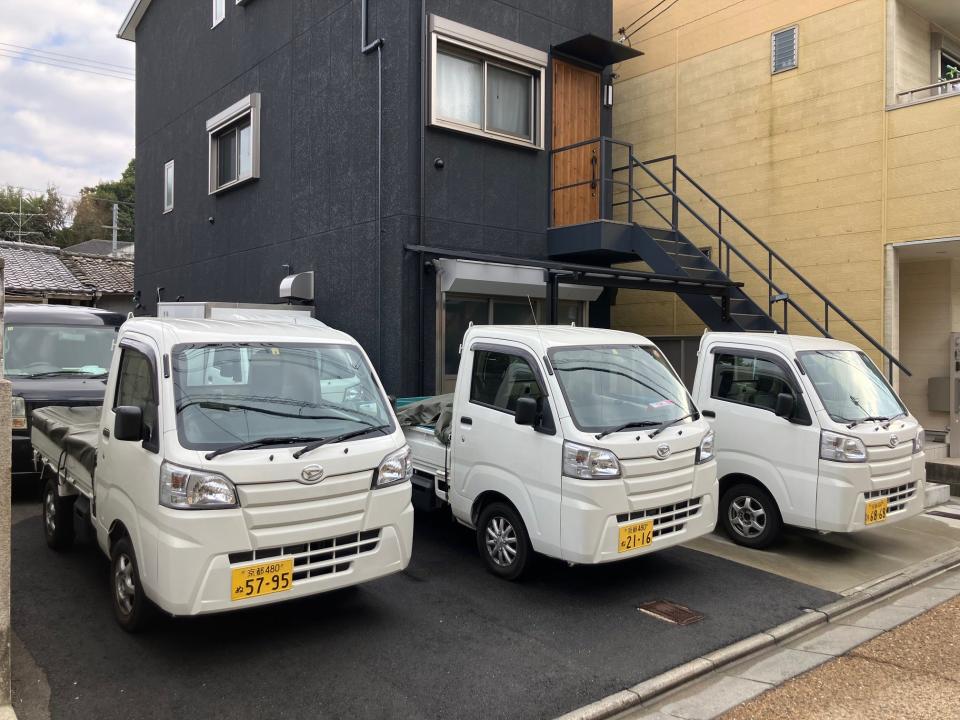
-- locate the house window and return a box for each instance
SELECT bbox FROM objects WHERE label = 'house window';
[771,26,798,74]
[206,93,260,194]
[429,15,546,149]
[163,160,174,213]
[212,0,225,27]
[941,48,960,80]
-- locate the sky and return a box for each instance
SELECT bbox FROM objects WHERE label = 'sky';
[0,0,135,200]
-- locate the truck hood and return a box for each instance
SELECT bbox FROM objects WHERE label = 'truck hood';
[11,376,108,403]
[823,414,922,448]
[567,419,710,462]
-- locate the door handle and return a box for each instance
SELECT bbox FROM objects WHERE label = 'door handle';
[590,152,598,192]
[102,427,111,438]
[460,416,473,426]
[701,410,716,419]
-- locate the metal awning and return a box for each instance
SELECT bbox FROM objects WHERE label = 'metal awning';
[551,34,643,68]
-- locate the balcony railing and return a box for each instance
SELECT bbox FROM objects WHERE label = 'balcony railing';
[896,78,960,104]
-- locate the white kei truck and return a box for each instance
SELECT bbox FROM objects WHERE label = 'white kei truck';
[402,325,719,579]
[691,332,926,548]
[31,303,414,632]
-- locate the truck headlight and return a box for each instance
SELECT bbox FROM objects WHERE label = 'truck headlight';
[820,430,867,463]
[563,441,621,479]
[696,430,715,464]
[160,462,238,509]
[373,445,412,488]
[11,396,26,430]
[913,428,925,454]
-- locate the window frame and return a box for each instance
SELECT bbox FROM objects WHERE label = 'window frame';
[428,15,546,150]
[771,25,799,75]
[163,159,174,214]
[709,346,811,425]
[113,340,161,453]
[212,0,225,28]
[206,93,261,195]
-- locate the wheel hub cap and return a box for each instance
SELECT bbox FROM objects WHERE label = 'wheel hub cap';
[729,495,766,538]
[44,491,56,534]
[484,516,518,568]
[115,554,136,615]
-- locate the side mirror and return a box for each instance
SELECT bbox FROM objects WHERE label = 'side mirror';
[114,405,143,442]
[514,396,538,427]
[774,392,795,419]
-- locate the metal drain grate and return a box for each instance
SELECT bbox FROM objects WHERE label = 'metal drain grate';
[637,600,704,626]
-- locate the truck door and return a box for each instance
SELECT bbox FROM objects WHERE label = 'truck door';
[95,337,164,578]
[450,343,563,555]
[699,347,820,530]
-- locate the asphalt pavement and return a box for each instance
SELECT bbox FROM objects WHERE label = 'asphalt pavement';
[9,498,835,720]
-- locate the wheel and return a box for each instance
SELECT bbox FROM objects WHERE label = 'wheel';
[111,536,154,633]
[476,502,531,581]
[719,482,782,549]
[42,476,75,551]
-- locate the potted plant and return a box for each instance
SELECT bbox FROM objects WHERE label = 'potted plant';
[943,64,960,94]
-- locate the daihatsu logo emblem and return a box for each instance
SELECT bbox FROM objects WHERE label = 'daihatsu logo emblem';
[889,435,899,448]
[656,444,672,460]
[300,464,325,484]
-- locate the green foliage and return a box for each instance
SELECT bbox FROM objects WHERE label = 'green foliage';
[943,65,960,81]
[67,158,136,247]
[0,185,69,246]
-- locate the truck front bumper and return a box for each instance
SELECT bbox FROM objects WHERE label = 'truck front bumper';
[141,484,414,616]
[560,461,718,564]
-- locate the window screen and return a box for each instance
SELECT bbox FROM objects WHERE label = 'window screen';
[469,350,543,413]
[115,348,159,443]
[771,27,798,74]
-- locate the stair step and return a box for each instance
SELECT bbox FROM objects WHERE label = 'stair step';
[678,266,726,280]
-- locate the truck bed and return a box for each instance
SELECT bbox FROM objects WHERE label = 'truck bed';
[31,406,101,495]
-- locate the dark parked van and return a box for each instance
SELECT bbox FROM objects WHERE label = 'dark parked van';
[5,304,126,486]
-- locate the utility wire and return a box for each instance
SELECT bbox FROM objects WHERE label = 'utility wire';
[0,51,134,81]
[2,186,135,207]
[0,42,134,72]
[618,0,673,36]
[620,0,681,43]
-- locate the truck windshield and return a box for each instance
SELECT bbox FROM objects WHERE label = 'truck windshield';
[548,344,696,434]
[797,350,906,424]
[172,343,394,451]
[3,324,117,377]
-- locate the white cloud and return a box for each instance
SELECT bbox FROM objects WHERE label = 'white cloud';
[0,0,135,198]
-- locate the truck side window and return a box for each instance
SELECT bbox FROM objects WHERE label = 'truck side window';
[712,352,795,413]
[115,347,159,444]
[470,350,543,413]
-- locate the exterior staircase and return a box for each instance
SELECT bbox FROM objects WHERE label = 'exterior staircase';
[547,137,909,380]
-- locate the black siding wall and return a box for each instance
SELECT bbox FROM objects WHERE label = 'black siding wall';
[133,0,612,394]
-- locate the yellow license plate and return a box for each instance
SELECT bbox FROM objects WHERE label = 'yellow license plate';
[231,558,294,601]
[865,498,888,525]
[618,520,654,553]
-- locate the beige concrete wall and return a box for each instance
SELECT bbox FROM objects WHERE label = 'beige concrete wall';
[898,259,951,429]
[611,0,888,356]
[893,1,933,97]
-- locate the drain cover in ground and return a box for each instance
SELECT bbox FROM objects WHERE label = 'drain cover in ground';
[637,599,704,625]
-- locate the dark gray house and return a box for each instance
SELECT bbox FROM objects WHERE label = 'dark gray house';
[119,0,641,394]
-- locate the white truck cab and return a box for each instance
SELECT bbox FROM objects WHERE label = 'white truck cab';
[692,332,926,548]
[403,325,718,579]
[32,305,413,631]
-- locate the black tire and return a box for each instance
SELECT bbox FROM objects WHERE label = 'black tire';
[42,476,75,551]
[111,536,155,633]
[719,482,782,549]
[476,502,532,581]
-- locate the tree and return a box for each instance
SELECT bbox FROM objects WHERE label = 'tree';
[66,158,136,247]
[0,185,68,245]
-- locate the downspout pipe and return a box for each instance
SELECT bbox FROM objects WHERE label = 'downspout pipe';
[361,0,384,369]
[417,0,426,395]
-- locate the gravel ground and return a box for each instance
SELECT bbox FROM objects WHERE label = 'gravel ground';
[720,597,960,720]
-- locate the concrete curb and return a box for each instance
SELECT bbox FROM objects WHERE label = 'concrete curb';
[554,545,960,720]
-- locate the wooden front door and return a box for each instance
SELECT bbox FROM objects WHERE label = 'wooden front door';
[551,59,601,227]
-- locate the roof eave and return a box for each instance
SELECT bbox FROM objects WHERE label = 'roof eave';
[117,0,150,42]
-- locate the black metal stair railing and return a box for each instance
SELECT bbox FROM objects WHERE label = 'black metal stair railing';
[548,136,909,380]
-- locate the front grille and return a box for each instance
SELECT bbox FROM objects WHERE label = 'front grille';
[229,529,380,582]
[864,482,917,514]
[617,497,703,539]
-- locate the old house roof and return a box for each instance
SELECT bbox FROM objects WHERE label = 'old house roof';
[67,239,134,257]
[0,241,133,298]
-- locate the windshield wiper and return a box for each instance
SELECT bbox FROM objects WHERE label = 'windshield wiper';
[23,370,107,379]
[845,395,889,428]
[293,424,390,459]
[178,400,368,423]
[205,436,327,460]
[595,420,660,440]
[648,412,699,438]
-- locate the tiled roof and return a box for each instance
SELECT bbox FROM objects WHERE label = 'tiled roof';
[67,239,134,256]
[64,253,134,294]
[0,241,133,297]
[0,243,91,295]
